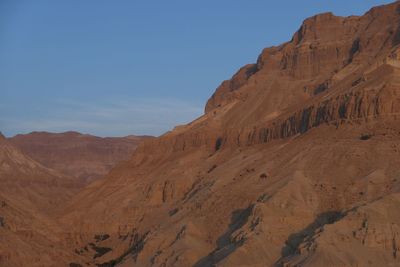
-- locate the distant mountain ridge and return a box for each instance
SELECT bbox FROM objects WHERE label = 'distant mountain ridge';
[9,131,153,184]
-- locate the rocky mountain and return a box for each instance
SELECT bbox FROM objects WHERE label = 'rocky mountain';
[3,1,400,266]
[0,133,80,213]
[0,133,84,266]
[53,2,400,267]
[9,131,153,184]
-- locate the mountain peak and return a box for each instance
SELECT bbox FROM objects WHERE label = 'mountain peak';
[205,1,400,114]
[292,12,344,44]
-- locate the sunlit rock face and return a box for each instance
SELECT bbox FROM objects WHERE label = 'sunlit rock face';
[3,2,400,267]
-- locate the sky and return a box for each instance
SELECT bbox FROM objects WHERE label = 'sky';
[0,0,395,137]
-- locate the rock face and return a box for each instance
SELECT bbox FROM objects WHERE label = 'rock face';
[9,131,153,184]
[205,6,400,129]
[5,1,400,267]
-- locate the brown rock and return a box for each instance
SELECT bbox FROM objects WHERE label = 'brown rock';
[55,2,400,267]
[9,131,153,184]
[5,2,400,267]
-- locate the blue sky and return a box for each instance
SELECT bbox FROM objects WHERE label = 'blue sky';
[0,0,394,137]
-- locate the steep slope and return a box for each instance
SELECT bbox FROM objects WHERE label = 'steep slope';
[0,134,86,266]
[56,2,400,267]
[0,133,81,213]
[0,191,88,267]
[9,131,153,184]
[203,3,400,134]
[61,121,400,267]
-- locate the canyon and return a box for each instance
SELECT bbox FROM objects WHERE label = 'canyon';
[2,1,400,266]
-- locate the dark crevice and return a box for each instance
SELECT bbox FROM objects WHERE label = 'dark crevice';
[215,137,223,151]
[169,208,179,216]
[393,237,397,259]
[94,234,110,242]
[207,164,217,173]
[313,80,331,95]
[89,243,112,259]
[97,231,149,267]
[274,211,345,266]
[360,133,373,140]
[392,6,400,45]
[348,38,361,63]
[193,205,254,267]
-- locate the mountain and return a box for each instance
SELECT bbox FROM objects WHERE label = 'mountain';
[57,2,400,267]
[9,131,153,184]
[0,134,83,266]
[4,1,400,266]
[0,133,81,213]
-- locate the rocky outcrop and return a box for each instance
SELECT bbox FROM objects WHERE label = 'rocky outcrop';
[205,2,400,114]
[205,64,259,113]
[134,61,400,160]
[136,2,400,159]
[244,65,400,145]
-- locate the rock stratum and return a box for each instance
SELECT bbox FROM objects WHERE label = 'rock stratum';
[2,1,400,267]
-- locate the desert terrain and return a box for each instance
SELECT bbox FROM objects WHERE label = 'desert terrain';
[1,1,400,266]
